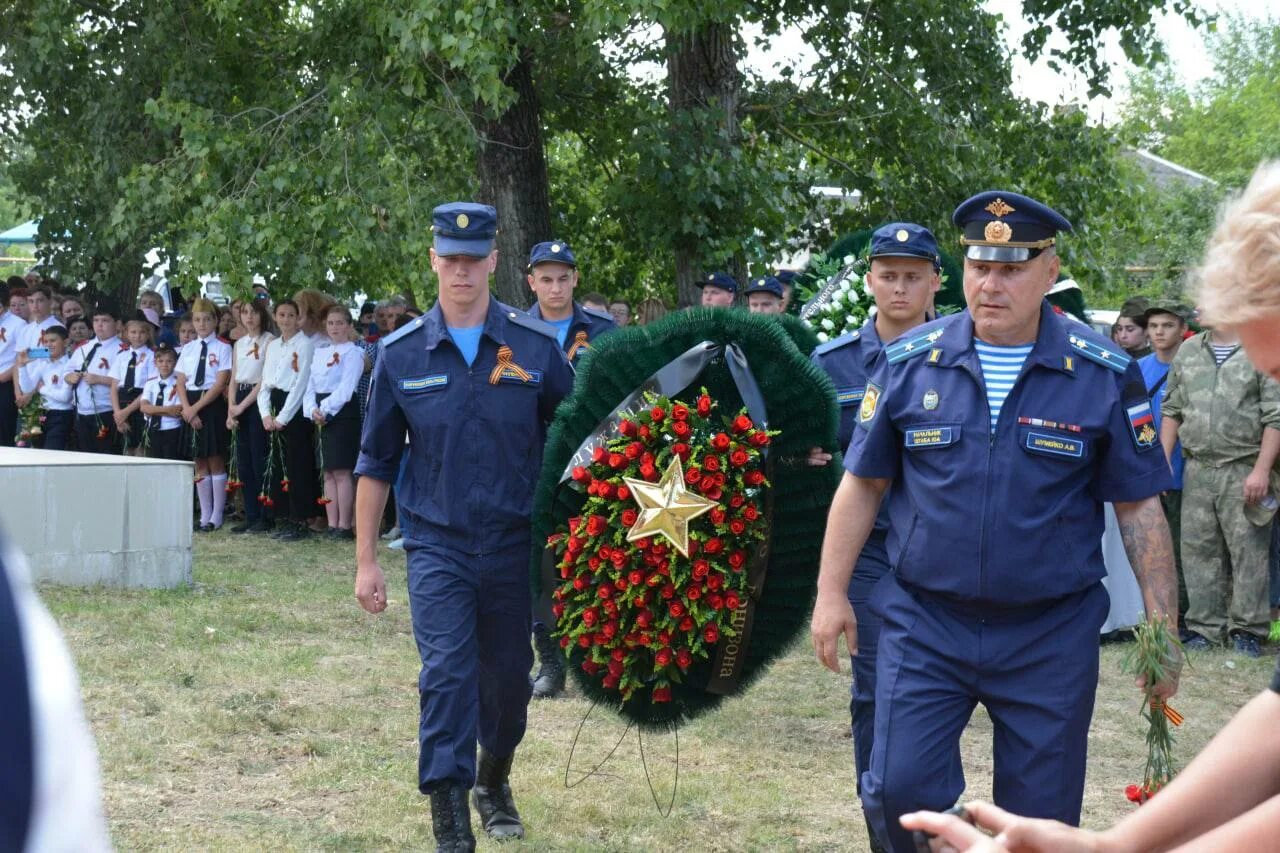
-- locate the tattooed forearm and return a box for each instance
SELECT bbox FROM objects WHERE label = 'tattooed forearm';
[1115,496,1178,620]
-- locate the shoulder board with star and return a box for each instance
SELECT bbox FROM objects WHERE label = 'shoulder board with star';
[379,316,424,348]
[506,309,559,341]
[1067,333,1131,374]
[885,328,945,364]
[581,305,615,325]
[812,330,861,357]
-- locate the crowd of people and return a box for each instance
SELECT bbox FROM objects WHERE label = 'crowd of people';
[0,276,430,542]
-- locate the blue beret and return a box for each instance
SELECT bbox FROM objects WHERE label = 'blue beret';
[432,202,497,257]
[743,275,783,298]
[869,222,941,270]
[527,240,577,268]
[952,191,1073,263]
[698,271,738,294]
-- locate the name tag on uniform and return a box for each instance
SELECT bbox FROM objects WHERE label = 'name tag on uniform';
[495,369,542,387]
[904,426,957,449]
[400,374,448,393]
[1024,430,1085,458]
[835,386,865,407]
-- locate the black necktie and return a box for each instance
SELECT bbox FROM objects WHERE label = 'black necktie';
[194,341,207,387]
[124,352,137,390]
[81,341,100,372]
[152,382,165,429]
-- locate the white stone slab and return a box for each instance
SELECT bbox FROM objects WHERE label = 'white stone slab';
[0,447,193,588]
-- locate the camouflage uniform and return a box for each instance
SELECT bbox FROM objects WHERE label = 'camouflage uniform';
[1163,332,1280,642]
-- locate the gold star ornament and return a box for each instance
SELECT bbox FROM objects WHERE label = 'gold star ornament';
[622,456,718,557]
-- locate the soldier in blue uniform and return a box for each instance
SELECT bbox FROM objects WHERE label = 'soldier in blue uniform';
[354,203,575,852]
[811,192,1181,852]
[810,222,942,853]
[743,275,786,315]
[698,271,738,308]
[522,239,615,699]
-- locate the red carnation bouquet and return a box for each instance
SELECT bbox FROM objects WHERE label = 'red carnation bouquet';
[1122,616,1185,805]
[546,389,777,705]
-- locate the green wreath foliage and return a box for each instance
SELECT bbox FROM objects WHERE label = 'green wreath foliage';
[531,308,840,726]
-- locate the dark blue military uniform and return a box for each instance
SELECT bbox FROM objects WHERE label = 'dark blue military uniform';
[811,318,891,794]
[355,296,574,792]
[527,301,615,365]
[847,301,1172,850]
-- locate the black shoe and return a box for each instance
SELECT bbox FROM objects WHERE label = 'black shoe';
[429,785,476,853]
[249,519,274,534]
[472,749,524,840]
[230,520,254,534]
[1183,633,1212,652]
[335,527,355,541]
[1232,632,1262,659]
[276,525,310,542]
[531,624,566,699]
[197,523,216,533]
[270,523,295,540]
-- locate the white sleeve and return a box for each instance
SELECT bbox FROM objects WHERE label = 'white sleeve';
[302,356,319,421]
[322,349,364,417]
[3,540,112,853]
[277,338,314,425]
[17,362,39,394]
[257,341,278,420]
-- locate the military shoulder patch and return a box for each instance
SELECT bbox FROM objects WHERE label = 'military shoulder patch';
[885,328,944,364]
[858,382,882,425]
[812,331,860,357]
[1126,400,1158,451]
[380,316,424,348]
[1067,334,1130,374]
[506,310,559,341]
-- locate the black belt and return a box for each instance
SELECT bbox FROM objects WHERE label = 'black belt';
[237,383,255,392]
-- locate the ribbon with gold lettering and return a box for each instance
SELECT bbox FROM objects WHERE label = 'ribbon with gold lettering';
[566,330,591,361]
[489,345,533,385]
[705,457,774,695]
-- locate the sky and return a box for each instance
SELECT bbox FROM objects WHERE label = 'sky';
[743,0,1276,125]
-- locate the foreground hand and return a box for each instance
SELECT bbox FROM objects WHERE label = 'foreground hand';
[226,415,237,431]
[114,413,129,430]
[65,371,82,385]
[190,414,203,431]
[355,562,387,614]
[903,802,1102,853]
[1244,467,1269,505]
[810,591,857,672]
[806,446,833,467]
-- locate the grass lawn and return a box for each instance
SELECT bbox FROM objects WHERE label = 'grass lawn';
[41,532,1272,851]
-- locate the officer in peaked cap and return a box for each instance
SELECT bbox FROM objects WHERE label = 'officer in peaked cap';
[697,271,738,308]
[522,239,615,701]
[525,240,616,369]
[355,201,575,850]
[743,275,785,315]
[810,220,941,853]
[812,191,1180,852]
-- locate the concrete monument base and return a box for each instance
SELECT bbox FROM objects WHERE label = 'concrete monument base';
[0,447,193,588]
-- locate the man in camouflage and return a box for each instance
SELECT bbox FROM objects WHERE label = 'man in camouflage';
[1161,324,1280,657]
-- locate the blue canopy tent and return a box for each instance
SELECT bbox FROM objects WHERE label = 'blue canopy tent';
[0,220,38,244]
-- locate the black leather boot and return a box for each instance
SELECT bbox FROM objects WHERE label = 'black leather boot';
[531,624,566,699]
[472,749,524,840]
[429,784,476,853]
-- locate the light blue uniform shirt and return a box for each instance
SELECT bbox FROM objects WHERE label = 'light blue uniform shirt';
[447,325,483,367]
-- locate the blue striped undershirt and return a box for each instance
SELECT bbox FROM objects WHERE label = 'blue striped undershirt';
[974,340,1034,432]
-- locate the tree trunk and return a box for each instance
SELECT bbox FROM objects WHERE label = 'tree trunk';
[665,23,741,308]
[477,52,551,310]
